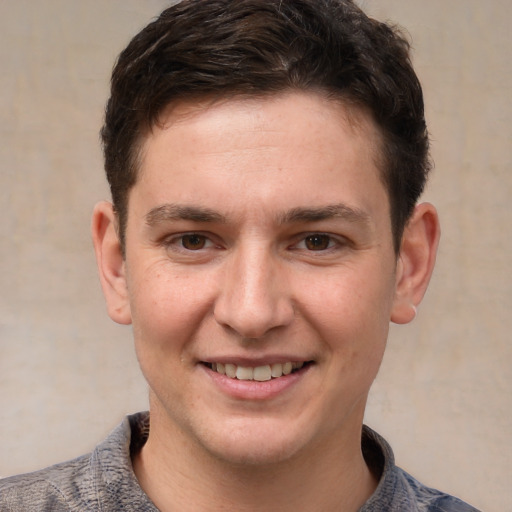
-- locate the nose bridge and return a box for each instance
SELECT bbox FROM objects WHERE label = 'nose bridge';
[214,241,293,338]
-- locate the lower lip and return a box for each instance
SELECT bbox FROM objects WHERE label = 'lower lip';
[202,364,311,401]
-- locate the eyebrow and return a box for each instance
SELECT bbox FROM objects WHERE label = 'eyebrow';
[277,204,371,226]
[145,204,226,226]
[145,202,370,227]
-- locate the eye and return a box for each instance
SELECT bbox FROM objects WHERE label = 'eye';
[161,231,222,261]
[180,234,209,250]
[302,234,333,251]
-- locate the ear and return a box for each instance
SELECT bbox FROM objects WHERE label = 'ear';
[391,202,440,324]
[91,201,132,325]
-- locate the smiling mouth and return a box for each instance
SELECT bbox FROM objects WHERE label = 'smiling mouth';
[203,361,311,381]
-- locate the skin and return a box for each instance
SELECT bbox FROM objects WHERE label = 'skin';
[92,91,439,511]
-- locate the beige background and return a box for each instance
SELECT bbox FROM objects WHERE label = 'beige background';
[1,1,510,510]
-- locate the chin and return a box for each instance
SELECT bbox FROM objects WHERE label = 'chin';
[197,418,313,467]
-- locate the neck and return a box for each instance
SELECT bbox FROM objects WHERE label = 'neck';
[132,409,378,512]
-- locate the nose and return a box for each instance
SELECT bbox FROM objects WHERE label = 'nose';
[213,244,294,339]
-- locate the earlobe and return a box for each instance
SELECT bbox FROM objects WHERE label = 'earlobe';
[391,202,440,324]
[91,201,132,325]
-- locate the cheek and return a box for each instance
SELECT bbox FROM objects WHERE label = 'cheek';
[300,264,394,360]
[128,273,204,404]
[127,265,212,354]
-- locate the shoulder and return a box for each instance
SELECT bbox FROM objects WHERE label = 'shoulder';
[361,426,481,512]
[0,454,92,511]
[396,467,482,512]
[0,413,154,512]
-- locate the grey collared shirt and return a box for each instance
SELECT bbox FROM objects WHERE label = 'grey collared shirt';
[0,412,480,511]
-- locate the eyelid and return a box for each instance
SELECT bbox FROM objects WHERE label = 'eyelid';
[290,232,350,251]
[163,231,221,251]
[160,230,350,254]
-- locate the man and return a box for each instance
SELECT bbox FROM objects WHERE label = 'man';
[0,0,479,510]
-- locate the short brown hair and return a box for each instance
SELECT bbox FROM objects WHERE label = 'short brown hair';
[101,0,430,253]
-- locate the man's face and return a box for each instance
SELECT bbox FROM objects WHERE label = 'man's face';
[122,92,400,465]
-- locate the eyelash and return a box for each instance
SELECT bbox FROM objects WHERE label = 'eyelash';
[292,233,339,252]
[163,232,346,254]
[164,233,218,252]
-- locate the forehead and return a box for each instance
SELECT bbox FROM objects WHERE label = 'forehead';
[133,92,388,222]
[152,92,383,151]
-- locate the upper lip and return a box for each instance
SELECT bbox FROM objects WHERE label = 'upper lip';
[199,355,314,366]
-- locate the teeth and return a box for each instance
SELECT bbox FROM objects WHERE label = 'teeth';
[236,366,253,380]
[271,363,283,378]
[225,363,237,378]
[210,362,305,380]
[283,362,293,375]
[253,365,272,381]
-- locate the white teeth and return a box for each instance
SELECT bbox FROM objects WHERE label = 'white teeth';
[236,366,254,380]
[253,365,272,381]
[225,363,237,378]
[271,363,283,378]
[283,362,293,375]
[210,362,305,380]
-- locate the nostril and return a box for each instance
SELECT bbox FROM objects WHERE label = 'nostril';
[213,299,294,339]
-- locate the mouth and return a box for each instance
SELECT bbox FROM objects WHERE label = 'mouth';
[202,361,312,381]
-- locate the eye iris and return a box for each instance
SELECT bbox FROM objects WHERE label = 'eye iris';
[305,234,330,250]
[182,234,206,250]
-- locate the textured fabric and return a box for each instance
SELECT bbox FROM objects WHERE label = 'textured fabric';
[0,412,480,511]
[359,428,480,512]
[0,414,156,511]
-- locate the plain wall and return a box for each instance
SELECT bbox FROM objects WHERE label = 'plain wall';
[1,1,510,510]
